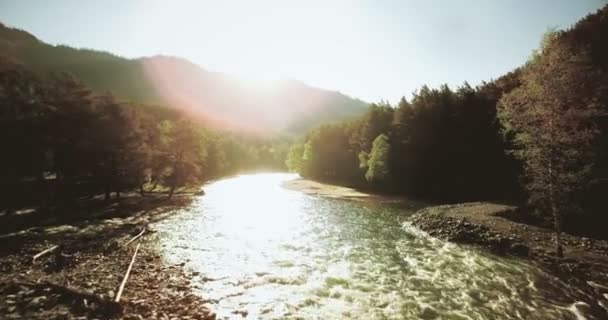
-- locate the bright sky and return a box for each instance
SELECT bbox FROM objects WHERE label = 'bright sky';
[0,0,605,102]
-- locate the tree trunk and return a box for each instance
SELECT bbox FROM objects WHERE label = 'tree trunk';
[104,188,111,201]
[548,157,563,258]
[168,153,182,200]
[552,207,563,258]
[168,184,176,199]
[115,190,120,200]
[139,184,145,196]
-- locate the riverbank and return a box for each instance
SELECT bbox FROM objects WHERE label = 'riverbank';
[0,195,215,319]
[283,177,413,203]
[411,202,608,316]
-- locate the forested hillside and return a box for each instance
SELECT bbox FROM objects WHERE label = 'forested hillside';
[0,58,291,213]
[0,23,368,134]
[286,5,608,239]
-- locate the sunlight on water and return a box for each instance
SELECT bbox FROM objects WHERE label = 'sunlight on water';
[154,173,590,319]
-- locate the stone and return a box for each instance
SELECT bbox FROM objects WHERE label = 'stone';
[27,296,47,308]
[510,243,530,256]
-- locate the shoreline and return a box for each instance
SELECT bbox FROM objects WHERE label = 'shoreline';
[0,195,216,320]
[282,177,413,203]
[3,177,607,318]
[285,178,608,316]
[410,202,608,317]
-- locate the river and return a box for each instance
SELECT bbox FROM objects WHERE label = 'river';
[153,173,589,319]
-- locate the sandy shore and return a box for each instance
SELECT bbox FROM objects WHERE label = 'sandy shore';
[282,177,408,203]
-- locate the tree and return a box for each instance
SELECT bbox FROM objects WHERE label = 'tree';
[0,60,49,213]
[285,143,304,173]
[498,35,606,257]
[159,120,207,199]
[46,73,98,202]
[365,134,390,184]
[92,95,150,200]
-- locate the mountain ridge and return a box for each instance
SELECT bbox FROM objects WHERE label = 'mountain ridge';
[0,22,369,134]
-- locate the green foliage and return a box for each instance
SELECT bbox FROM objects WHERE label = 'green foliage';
[285,143,305,173]
[288,81,519,200]
[498,35,607,253]
[365,134,390,184]
[0,59,291,211]
[527,28,560,66]
[284,4,608,238]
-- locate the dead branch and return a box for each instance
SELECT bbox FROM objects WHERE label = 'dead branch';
[33,245,59,261]
[124,228,146,247]
[115,242,141,302]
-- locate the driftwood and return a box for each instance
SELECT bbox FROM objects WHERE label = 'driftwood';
[124,228,146,247]
[115,243,141,302]
[33,245,59,261]
[7,281,122,315]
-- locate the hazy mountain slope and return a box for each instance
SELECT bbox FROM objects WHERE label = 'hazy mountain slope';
[0,23,368,133]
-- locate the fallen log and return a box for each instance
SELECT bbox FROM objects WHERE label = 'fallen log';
[115,242,141,302]
[124,228,146,247]
[32,245,59,261]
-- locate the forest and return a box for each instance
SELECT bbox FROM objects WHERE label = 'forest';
[285,6,608,242]
[2,3,607,256]
[0,58,290,214]
[0,22,368,135]
[2,2,608,319]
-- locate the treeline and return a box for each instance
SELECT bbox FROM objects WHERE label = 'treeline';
[0,59,288,213]
[287,5,608,241]
[286,79,521,201]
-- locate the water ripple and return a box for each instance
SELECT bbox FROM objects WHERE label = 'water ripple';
[154,173,591,319]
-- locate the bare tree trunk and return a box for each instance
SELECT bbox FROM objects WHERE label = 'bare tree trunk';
[115,190,120,200]
[139,183,145,196]
[168,184,175,199]
[168,153,181,200]
[552,204,563,258]
[104,188,111,201]
[548,157,563,258]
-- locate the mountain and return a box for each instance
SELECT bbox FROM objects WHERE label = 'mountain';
[0,23,369,134]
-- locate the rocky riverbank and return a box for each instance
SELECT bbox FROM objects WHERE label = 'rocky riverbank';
[411,202,608,317]
[0,195,216,320]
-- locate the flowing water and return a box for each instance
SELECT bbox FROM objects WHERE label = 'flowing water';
[154,173,592,319]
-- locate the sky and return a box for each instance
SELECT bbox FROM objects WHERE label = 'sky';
[0,0,606,103]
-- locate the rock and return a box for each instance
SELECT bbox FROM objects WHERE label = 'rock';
[572,301,592,314]
[232,309,248,317]
[205,310,217,320]
[419,306,439,319]
[27,296,47,308]
[510,243,530,256]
